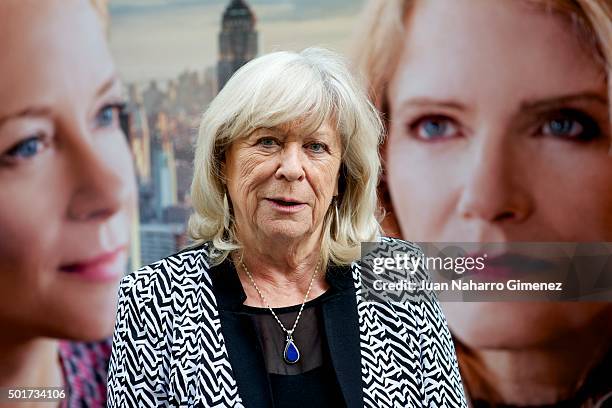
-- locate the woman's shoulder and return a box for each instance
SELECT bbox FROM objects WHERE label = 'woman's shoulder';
[353,236,426,273]
[374,236,425,255]
[352,235,433,304]
[114,242,218,333]
[119,242,215,294]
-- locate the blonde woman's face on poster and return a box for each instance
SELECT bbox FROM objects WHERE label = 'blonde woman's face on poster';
[0,0,136,341]
[386,0,612,347]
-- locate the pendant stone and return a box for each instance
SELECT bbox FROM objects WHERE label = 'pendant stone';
[283,334,300,364]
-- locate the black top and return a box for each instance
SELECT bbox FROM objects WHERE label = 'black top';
[241,294,345,407]
[209,257,356,408]
[242,292,333,375]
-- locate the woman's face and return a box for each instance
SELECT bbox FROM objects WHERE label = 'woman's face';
[0,0,136,341]
[386,0,612,347]
[224,121,341,244]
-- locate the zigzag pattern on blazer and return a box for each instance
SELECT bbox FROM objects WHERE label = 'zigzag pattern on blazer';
[107,237,467,407]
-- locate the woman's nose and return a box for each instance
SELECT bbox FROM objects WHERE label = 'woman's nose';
[275,144,305,182]
[456,136,533,224]
[66,128,132,222]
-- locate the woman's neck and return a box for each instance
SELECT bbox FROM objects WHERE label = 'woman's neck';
[232,239,329,308]
[0,334,64,389]
[462,324,612,406]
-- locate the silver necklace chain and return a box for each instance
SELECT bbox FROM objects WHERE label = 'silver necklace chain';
[238,254,321,338]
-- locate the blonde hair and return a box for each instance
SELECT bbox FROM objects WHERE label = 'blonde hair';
[189,47,384,266]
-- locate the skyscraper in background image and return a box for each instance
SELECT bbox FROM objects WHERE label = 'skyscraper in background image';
[110,0,362,269]
[218,0,258,91]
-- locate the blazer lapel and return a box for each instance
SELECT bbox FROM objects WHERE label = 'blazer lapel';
[218,310,274,408]
[210,258,274,408]
[322,266,364,408]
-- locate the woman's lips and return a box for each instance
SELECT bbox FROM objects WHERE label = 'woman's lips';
[59,246,127,282]
[265,198,307,213]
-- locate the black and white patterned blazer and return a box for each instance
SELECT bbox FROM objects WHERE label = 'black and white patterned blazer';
[107,237,466,407]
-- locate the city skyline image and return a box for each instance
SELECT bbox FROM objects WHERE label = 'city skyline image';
[109,0,363,83]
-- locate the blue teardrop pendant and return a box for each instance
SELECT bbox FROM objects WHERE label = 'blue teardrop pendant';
[283,334,300,364]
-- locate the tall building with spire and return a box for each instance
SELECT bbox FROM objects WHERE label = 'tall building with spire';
[217,0,258,91]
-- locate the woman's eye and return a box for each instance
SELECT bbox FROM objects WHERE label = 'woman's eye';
[409,116,459,141]
[258,137,278,147]
[307,142,326,153]
[542,118,582,138]
[5,136,45,160]
[540,111,600,142]
[95,103,125,129]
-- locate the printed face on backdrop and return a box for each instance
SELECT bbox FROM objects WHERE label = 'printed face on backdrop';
[0,0,136,341]
[385,0,612,347]
[224,121,341,244]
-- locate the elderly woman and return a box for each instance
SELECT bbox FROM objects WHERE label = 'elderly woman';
[354,0,612,406]
[0,0,135,406]
[107,48,466,407]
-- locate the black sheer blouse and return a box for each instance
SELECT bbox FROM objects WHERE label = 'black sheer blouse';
[209,257,355,408]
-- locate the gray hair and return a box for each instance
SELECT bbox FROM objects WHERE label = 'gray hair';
[189,47,384,265]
